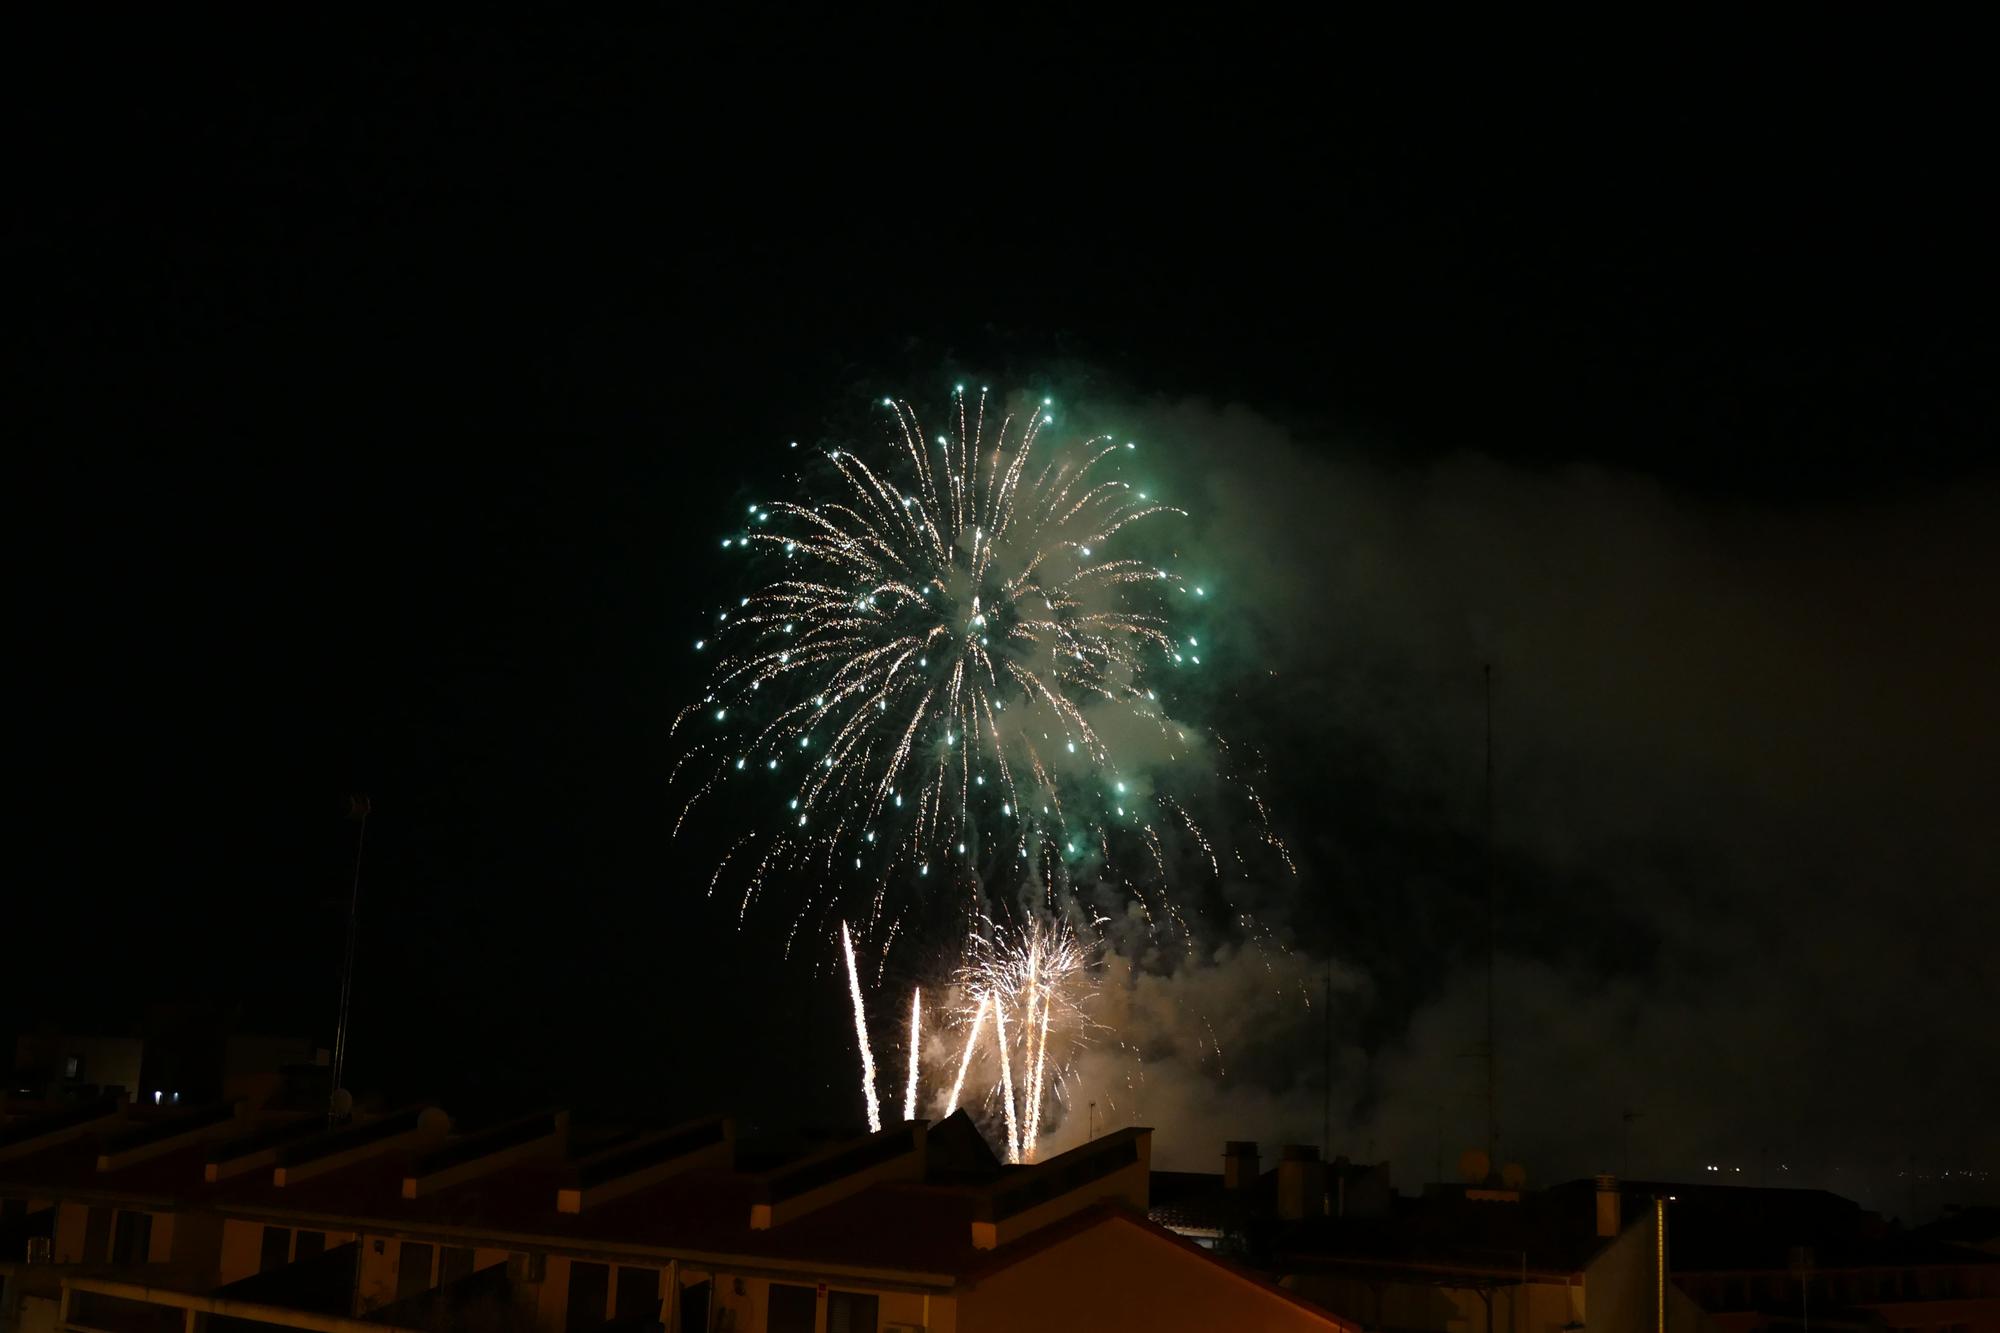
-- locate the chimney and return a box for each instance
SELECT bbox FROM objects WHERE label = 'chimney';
[1223,1141,1260,1190]
[1277,1145,1326,1221]
[1596,1173,1622,1237]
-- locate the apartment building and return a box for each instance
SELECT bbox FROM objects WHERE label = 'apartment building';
[0,1100,1354,1332]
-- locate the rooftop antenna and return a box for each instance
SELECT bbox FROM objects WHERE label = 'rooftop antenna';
[330,793,370,1122]
[1484,663,1497,1175]
[1322,965,1333,1160]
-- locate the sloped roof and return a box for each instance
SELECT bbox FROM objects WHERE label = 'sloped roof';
[0,1111,1127,1285]
[960,1202,1363,1330]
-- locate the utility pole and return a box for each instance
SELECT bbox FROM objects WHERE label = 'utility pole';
[331,794,370,1120]
[1484,663,1498,1174]
[1322,965,1333,1161]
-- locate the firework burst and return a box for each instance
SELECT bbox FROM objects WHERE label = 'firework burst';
[940,914,1098,1163]
[673,388,1211,951]
[672,387,1300,1142]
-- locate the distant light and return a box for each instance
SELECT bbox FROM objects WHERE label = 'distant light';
[694,640,705,650]
[748,503,759,513]
[1126,441,1136,449]
[1080,546,1092,557]
[734,758,745,770]
[722,538,732,547]
[790,441,798,448]
[153,1090,162,1104]
[1043,397,1052,405]
[883,397,894,406]
[1115,781,1126,792]
[714,709,726,721]
[768,759,777,769]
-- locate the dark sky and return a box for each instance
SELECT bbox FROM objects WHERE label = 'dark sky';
[11,21,1995,1203]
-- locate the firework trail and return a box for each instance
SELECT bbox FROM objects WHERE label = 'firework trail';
[840,921,881,1134]
[992,993,1019,1162]
[902,987,922,1123]
[942,915,1095,1163]
[944,991,989,1116]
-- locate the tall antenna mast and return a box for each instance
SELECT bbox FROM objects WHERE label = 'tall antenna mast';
[331,793,370,1120]
[1322,965,1333,1160]
[1484,664,1497,1173]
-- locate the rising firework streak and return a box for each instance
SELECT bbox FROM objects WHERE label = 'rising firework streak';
[840,921,880,1134]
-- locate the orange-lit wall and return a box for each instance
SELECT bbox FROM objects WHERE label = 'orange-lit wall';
[959,1214,1345,1333]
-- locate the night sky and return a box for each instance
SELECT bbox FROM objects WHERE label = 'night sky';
[12,21,1995,1210]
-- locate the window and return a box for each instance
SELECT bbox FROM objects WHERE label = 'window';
[680,1280,710,1333]
[440,1245,474,1285]
[64,1055,80,1079]
[110,1211,153,1265]
[260,1226,291,1272]
[397,1241,434,1301]
[828,1289,879,1333]
[768,1283,817,1333]
[294,1230,325,1262]
[615,1266,660,1321]
[566,1260,609,1330]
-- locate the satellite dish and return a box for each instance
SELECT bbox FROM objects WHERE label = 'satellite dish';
[1501,1162,1528,1189]
[1457,1148,1491,1184]
[329,1088,354,1118]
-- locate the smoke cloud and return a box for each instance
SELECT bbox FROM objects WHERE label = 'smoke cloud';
[1043,394,1999,1209]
